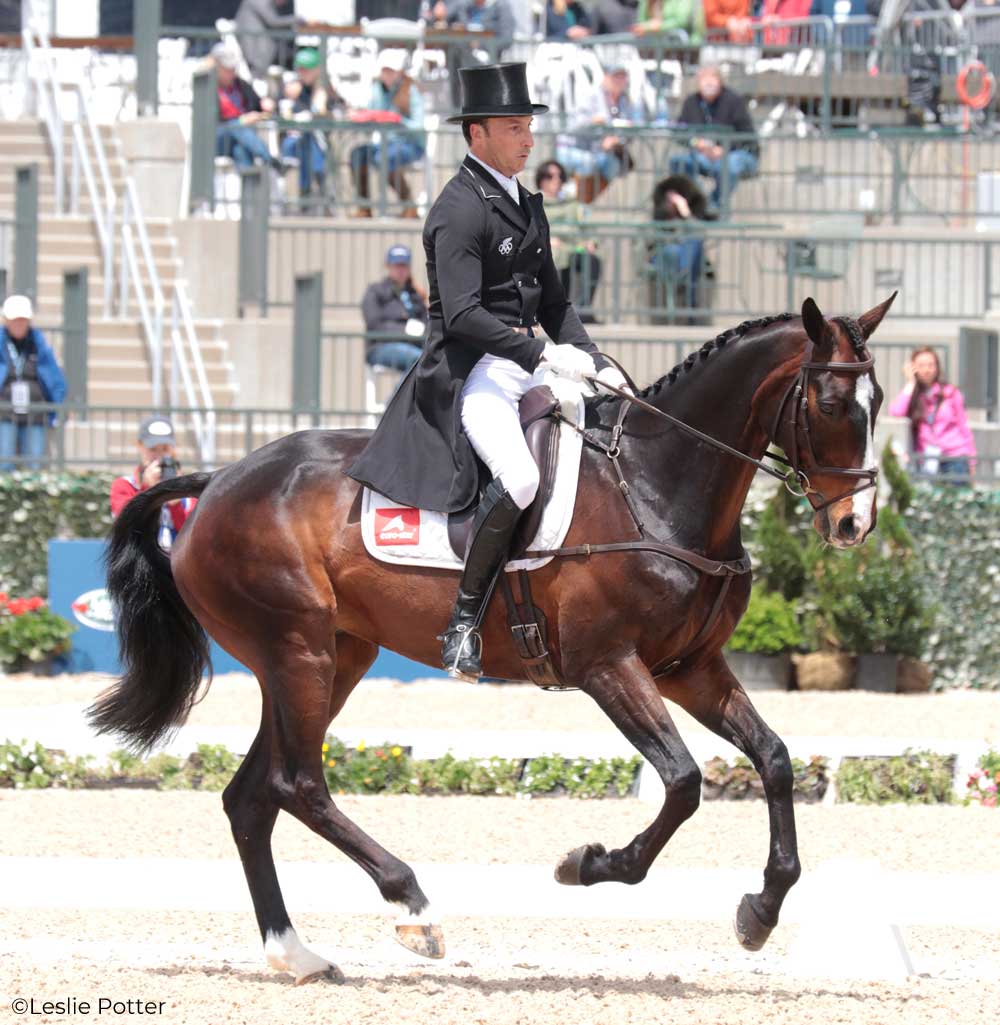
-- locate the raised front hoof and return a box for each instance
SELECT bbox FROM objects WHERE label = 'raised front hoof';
[395,923,446,959]
[554,843,606,886]
[295,964,346,986]
[734,894,775,952]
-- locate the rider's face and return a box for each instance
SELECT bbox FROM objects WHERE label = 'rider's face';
[470,117,534,178]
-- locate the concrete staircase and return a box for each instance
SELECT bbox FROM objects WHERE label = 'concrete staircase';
[0,119,239,416]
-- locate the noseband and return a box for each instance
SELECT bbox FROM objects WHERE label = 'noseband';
[768,336,877,513]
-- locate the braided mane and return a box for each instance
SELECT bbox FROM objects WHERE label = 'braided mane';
[634,312,797,402]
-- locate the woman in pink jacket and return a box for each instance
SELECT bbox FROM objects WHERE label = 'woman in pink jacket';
[888,347,977,481]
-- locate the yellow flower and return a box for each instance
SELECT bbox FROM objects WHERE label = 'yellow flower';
[391,746,402,758]
[357,740,366,753]
[327,759,336,767]
[321,743,329,754]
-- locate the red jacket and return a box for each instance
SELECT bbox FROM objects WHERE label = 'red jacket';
[110,469,196,534]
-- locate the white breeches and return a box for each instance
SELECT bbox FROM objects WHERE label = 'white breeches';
[461,354,546,510]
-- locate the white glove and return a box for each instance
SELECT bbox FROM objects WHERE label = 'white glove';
[540,341,596,382]
[595,364,633,395]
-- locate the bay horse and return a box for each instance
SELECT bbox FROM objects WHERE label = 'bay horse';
[88,295,893,983]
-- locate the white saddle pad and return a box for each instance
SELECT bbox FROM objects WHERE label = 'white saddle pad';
[361,376,587,573]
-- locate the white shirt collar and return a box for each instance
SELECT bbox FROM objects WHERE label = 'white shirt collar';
[468,152,520,206]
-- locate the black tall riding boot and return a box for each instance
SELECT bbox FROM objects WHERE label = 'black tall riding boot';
[440,478,523,682]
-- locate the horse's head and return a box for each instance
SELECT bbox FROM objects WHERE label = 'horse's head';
[766,293,896,549]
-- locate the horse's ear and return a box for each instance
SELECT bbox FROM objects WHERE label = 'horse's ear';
[801,297,833,354]
[857,291,897,340]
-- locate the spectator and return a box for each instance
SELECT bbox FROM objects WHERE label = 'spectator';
[591,0,640,33]
[432,0,517,107]
[556,63,643,204]
[213,44,284,171]
[235,0,299,80]
[546,0,593,40]
[760,0,813,45]
[703,0,752,41]
[350,49,427,218]
[0,295,66,470]
[669,64,759,208]
[280,48,344,206]
[535,159,602,322]
[361,245,429,371]
[632,0,705,39]
[110,417,196,549]
[888,347,976,482]
[649,174,714,321]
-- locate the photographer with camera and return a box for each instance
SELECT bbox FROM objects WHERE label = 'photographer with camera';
[109,417,196,550]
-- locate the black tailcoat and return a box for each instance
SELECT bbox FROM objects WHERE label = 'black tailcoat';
[347,155,608,512]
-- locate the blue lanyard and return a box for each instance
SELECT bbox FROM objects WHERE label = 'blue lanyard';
[5,341,26,380]
[399,289,415,316]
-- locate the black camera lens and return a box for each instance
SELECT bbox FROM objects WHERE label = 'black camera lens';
[159,455,179,480]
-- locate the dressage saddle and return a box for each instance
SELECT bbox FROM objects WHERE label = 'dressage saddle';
[447,384,562,562]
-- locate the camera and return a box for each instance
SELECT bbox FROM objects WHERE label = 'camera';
[159,455,179,480]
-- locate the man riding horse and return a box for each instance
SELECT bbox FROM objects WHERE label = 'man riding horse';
[348,63,631,682]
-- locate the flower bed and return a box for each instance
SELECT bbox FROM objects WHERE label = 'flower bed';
[701,754,829,803]
[965,749,1000,808]
[0,593,75,670]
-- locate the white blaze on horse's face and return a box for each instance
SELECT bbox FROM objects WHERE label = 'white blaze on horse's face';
[849,372,878,539]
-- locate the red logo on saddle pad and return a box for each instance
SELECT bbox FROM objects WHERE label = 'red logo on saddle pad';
[375,507,420,546]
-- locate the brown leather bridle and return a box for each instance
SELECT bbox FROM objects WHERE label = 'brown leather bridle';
[767,336,878,514]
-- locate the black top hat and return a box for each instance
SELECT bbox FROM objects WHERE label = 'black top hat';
[446,62,548,124]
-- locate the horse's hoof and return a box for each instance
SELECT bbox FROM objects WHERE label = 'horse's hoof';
[395,923,446,959]
[734,894,774,952]
[554,843,605,886]
[295,963,346,986]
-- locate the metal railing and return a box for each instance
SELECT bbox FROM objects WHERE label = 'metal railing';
[7,402,996,485]
[249,218,1000,325]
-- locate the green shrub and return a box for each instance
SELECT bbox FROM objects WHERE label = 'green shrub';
[322,738,413,795]
[0,472,114,595]
[727,589,803,655]
[0,739,92,789]
[836,750,954,804]
[964,749,1000,807]
[0,595,75,667]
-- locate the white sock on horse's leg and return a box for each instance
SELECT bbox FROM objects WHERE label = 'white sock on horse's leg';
[264,927,343,984]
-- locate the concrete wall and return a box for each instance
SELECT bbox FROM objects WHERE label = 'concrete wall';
[117,120,187,221]
[172,218,241,319]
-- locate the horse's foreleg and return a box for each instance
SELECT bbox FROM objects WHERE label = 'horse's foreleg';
[555,651,702,887]
[658,653,801,952]
[267,632,444,963]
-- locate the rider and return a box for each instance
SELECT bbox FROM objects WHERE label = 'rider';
[348,63,630,681]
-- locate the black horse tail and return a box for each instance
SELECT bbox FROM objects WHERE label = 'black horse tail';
[86,472,214,754]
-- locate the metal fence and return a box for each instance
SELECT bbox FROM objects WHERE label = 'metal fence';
[244,217,1000,325]
[192,106,1000,227]
[136,4,1000,129]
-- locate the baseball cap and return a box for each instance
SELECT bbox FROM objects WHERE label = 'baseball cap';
[2,295,33,320]
[294,47,320,70]
[378,48,408,72]
[386,245,411,265]
[210,43,239,70]
[138,416,176,447]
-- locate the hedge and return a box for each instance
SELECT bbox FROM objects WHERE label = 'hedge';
[3,471,998,689]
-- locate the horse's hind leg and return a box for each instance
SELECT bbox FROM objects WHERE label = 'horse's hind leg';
[555,652,703,887]
[658,652,802,952]
[223,719,343,984]
[268,630,444,961]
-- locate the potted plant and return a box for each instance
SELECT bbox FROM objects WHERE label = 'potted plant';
[726,588,803,689]
[0,593,75,675]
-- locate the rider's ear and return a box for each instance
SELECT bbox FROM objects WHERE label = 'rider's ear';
[857,291,898,340]
[801,297,834,355]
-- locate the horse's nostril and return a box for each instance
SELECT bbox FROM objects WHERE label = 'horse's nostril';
[838,515,858,540]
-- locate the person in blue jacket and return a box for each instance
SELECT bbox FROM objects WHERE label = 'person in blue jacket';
[0,295,67,470]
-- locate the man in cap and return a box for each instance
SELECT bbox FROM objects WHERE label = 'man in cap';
[348,63,631,682]
[0,294,66,469]
[212,43,284,172]
[361,244,429,372]
[350,49,426,218]
[110,417,195,549]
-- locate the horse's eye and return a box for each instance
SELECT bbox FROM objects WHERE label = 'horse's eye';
[818,401,839,416]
